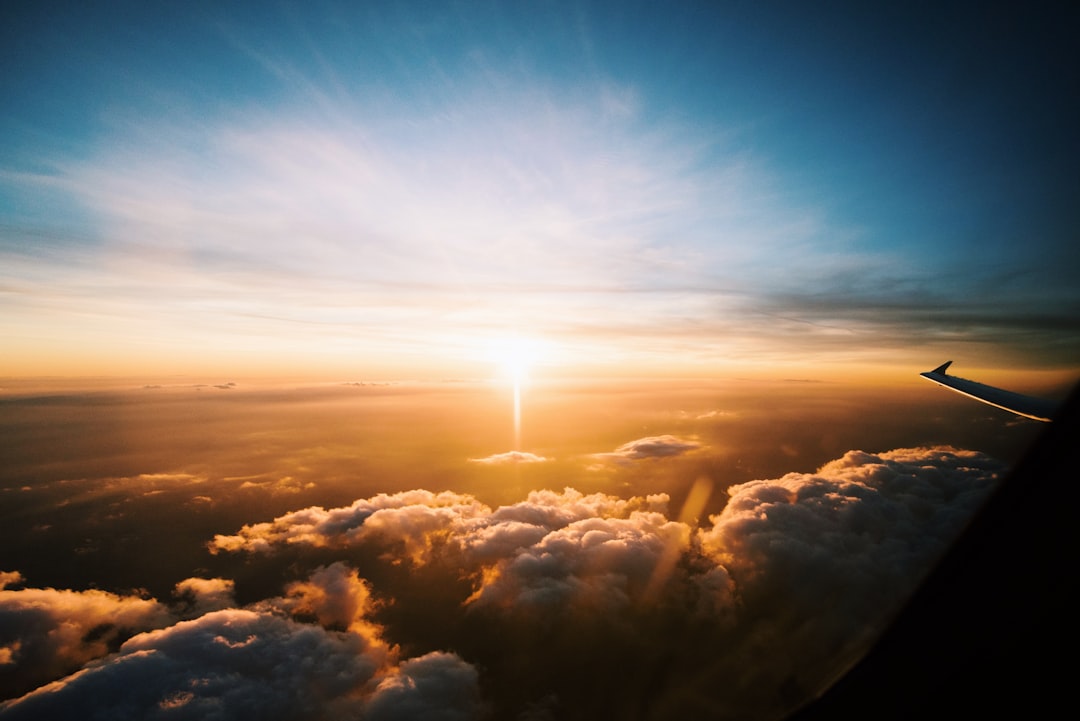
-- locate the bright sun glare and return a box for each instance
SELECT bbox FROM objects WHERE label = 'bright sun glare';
[488,336,543,384]
[486,335,547,450]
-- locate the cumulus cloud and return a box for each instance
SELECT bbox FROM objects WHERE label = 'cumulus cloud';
[363,652,483,721]
[203,446,1000,720]
[0,610,376,720]
[0,582,174,700]
[591,434,701,463]
[211,487,672,568]
[210,446,995,622]
[0,609,481,721]
[468,451,551,465]
[703,446,1003,579]
[263,563,384,642]
[463,510,727,615]
[0,563,484,721]
[693,446,1003,715]
[208,490,486,555]
[4,447,1002,720]
[173,577,236,616]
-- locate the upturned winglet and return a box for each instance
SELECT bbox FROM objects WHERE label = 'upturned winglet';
[929,360,953,375]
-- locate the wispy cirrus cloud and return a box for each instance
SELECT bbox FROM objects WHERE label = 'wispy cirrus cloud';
[9,74,1069,374]
[1,68,853,375]
[2,2,1077,377]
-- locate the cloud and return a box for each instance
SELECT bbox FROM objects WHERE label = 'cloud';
[210,445,994,622]
[208,490,487,556]
[469,450,551,465]
[5,3,1077,377]
[202,446,1000,719]
[173,577,236,616]
[693,446,1004,714]
[4,447,1003,719]
[703,446,1004,577]
[591,434,701,463]
[0,609,481,721]
[752,280,1080,366]
[0,582,174,700]
[363,652,483,721]
[263,563,384,641]
[25,85,734,362]
[694,409,736,420]
[0,561,483,721]
[463,510,726,615]
[238,476,317,494]
[0,645,15,667]
[2,55,888,378]
[211,487,672,567]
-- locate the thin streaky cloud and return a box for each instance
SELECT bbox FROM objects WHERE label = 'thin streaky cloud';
[469,451,552,465]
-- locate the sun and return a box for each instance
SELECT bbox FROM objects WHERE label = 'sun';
[488,335,542,385]
[485,335,546,450]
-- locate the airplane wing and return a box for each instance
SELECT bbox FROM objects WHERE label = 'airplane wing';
[920,361,1057,422]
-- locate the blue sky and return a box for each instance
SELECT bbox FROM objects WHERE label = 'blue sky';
[2,1,1077,378]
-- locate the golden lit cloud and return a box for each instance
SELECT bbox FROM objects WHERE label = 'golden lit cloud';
[1,445,1006,719]
[590,434,702,463]
[0,582,174,697]
[468,451,551,465]
[173,578,236,616]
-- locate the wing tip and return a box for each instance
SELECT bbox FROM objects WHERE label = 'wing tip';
[929,360,953,376]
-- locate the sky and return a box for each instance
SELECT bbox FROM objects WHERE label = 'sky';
[1,0,1077,381]
[1,2,1078,720]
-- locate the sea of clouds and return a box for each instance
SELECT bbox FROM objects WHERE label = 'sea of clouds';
[0,445,1001,720]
